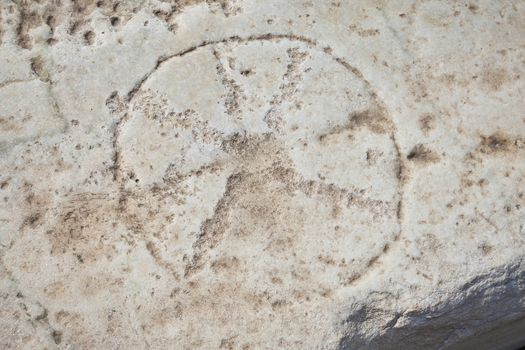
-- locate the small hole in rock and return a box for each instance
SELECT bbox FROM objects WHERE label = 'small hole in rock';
[110,17,120,26]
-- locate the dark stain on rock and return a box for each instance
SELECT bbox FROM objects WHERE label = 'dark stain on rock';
[407,144,439,164]
[479,132,515,154]
[349,108,392,134]
[419,114,435,135]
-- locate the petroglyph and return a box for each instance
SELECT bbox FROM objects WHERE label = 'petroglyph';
[1,1,525,349]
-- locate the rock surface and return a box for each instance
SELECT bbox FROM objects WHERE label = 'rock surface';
[0,0,524,349]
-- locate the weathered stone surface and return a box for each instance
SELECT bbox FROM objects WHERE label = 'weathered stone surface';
[0,1,524,349]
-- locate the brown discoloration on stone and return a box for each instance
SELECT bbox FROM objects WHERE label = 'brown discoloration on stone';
[478,132,523,155]
[480,67,510,91]
[349,24,380,37]
[146,240,180,279]
[30,56,50,82]
[44,282,66,299]
[479,243,493,255]
[467,4,479,13]
[348,107,393,134]
[18,183,51,231]
[83,30,95,45]
[0,117,23,133]
[211,256,241,273]
[46,192,120,261]
[44,188,182,264]
[318,107,392,142]
[419,114,435,135]
[407,144,440,164]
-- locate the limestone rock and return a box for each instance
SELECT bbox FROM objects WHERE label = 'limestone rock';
[0,0,524,349]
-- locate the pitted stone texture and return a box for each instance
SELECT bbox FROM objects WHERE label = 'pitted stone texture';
[0,1,524,349]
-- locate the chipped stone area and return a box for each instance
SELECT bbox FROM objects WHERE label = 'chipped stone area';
[0,0,524,349]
